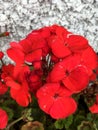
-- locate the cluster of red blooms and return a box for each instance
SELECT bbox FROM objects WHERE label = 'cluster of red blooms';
[0,25,98,129]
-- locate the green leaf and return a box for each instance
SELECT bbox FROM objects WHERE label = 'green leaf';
[22,108,33,121]
[74,115,86,126]
[87,113,93,121]
[93,115,98,129]
[54,119,64,129]
[64,115,73,129]
[77,121,97,130]
[54,115,73,130]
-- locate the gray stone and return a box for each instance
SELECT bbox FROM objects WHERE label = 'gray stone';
[0,0,98,63]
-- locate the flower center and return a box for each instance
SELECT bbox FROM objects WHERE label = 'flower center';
[53,93,59,99]
[65,70,69,76]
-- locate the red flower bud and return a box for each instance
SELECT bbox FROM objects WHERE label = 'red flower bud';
[0,51,4,59]
[0,32,10,37]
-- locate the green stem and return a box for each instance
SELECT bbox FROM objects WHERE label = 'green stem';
[5,117,23,130]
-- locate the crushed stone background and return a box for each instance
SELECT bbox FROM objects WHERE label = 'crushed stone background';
[0,0,98,63]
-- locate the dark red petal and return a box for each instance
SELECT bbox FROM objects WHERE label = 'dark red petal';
[0,82,8,95]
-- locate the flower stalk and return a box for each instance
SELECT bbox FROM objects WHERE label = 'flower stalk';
[5,116,23,130]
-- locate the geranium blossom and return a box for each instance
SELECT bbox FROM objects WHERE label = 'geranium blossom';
[47,55,89,93]
[48,25,89,58]
[1,65,31,107]
[2,24,97,121]
[4,64,31,107]
[37,83,77,119]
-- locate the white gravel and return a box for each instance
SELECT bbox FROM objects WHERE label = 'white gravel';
[0,0,98,57]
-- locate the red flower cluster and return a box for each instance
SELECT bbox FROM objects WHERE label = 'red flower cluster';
[0,25,97,120]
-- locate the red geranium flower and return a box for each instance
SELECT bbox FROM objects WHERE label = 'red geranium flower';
[7,39,43,70]
[5,65,31,107]
[5,76,31,107]
[37,83,77,119]
[0,108,8,129]
[47,55,89,93]
[48,25,89,58]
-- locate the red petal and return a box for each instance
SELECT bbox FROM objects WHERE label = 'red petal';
[63,66,89,93]
[37,83,74,117]
[0,82,8,95]
[49,55,81,82]
[10,87,31,107]
[7,48,24,64]
[89,104,98,113]
[19,39,33,54]
[38,95,54,114]
[48,63,65,82]
[81,46,97,76]
[25,49,42,63]
[50,38,71,58]
[0,109,8,129]
[37,83,60,97]
[67,35,88,52]
[50,97,77,119]
[10,42,23,50]
[5,77,21,90]
[16,90,31,107]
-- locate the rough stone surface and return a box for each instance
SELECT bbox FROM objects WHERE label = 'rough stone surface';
[0,0,98,57]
